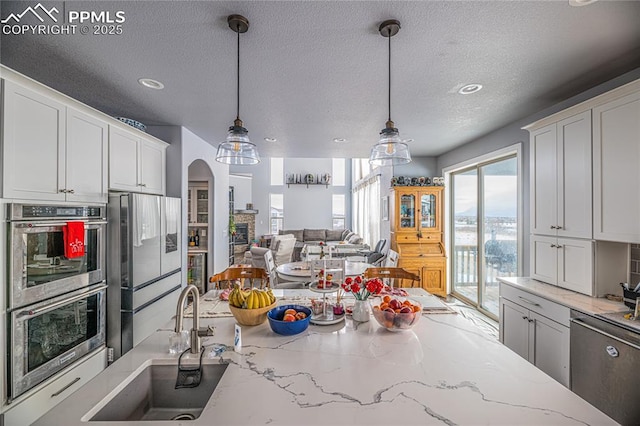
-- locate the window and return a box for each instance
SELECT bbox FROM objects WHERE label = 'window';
[332,194,345,229]
[269,193,284,234]
[351,170,380,247]
[270,157,283,185]
[352,158,371,182]
[332,158,345,186]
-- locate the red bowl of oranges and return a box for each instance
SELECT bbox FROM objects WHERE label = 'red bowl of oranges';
[371,296,422,332]
[267,305,312,335]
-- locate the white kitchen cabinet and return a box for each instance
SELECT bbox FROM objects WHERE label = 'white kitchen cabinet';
[593,90,640,243]
[2,81,107,203]
[530,236,627,296]
[499,284,570,387]
[529,111,592,238]
[109,126,166,195]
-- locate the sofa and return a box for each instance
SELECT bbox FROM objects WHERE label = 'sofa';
[278,228,366,261]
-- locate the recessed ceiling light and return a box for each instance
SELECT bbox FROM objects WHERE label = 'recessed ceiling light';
[569,0,597,6]
[264,137,277,143]
[138,78,164,90]
[333,138,348,143]
[458,84,483,95]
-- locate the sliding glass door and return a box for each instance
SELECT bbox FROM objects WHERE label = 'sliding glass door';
[451,155,518,319]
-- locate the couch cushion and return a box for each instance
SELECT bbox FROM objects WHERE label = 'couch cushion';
[326,229,344,241]
[303,229,326,241]
[348,234,363,244]
[280,229,303,241]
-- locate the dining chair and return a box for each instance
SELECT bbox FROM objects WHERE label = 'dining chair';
[363,267,420,288]
[309,258,346,285]
[384,249,399,267]
[208,267,269,291]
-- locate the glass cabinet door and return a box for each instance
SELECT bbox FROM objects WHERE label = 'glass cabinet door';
[399,194,416,229]
[196,189,208,224]
[420,193,436,229]
[187,188,192,223]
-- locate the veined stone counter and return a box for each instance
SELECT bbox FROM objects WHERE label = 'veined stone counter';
[33,289,615,425]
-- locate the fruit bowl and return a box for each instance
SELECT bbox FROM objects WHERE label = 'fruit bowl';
[371,297,422,332]
[267,305,312,335]
[229,301,277,326]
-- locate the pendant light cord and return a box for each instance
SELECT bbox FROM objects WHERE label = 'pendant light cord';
[388,32,391,123]
[236,30,240,121]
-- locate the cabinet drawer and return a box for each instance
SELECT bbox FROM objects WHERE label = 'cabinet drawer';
[4,348,106,426]
[500,283,570,326]
[398,243,445,257]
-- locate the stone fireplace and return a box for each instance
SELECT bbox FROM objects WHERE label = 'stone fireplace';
[233,212,256,260]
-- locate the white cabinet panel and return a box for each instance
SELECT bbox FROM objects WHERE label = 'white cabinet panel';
[530,235,557,284]
[532,312,570,387]
[66,108,108,203]
[500,298,530,360]
[108,126,166,195]
[593,91,640,242]
[557,238,593,295]
[530,125,557,235]
[2,80,65,201]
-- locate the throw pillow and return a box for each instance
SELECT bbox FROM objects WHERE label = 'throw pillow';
[348,234,363,244]
[341,229,351,240]
[343,231,355,241]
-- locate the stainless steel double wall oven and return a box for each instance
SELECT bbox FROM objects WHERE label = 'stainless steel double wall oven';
[6,204,107,400]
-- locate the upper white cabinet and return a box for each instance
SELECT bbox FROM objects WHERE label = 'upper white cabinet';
[529,111,592,238]
[2,80,107,203]
[108,125,166,195]
[593,90,640,243]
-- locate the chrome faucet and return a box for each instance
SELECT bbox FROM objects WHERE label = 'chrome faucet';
[175,284,213,354]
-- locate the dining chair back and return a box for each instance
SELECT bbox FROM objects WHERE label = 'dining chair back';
[363,267,420,288]
[384,249,399,267]
[309,258,346,285]
[209,267,269,290]
[264,249,279,287]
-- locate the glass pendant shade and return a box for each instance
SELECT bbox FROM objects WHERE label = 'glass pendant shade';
[215,124,260,165]
[369,127,411,166]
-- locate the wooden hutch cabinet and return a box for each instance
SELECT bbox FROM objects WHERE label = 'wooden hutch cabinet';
[390,186,447,296]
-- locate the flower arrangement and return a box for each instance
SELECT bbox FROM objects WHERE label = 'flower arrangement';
[341,276,384,301]
[319,241,325,259]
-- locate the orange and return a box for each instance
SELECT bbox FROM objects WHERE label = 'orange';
[380,302,389,311]
[402,300,411,306]
[383,295,391,303]
[283,313,296,322]
[412,305,421,313]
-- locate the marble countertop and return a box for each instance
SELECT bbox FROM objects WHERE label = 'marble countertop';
[34,288,616,425]
[497,277,629,315]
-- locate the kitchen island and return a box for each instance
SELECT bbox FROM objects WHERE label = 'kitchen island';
[33,289,616,425]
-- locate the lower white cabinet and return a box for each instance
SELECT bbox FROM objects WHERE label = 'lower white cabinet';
[499,283,570,387]
[2,348,106,426]
[530,235,627,296]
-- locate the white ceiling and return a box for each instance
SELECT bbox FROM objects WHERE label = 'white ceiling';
[1,1,639,159]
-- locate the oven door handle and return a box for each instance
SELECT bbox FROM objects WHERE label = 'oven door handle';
[17,284,107,318]
[25,220,108,227]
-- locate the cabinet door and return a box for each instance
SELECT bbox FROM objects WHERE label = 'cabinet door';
[531,311,570,387]
[557,112,592,239]
[593,91,640,242]
[397,191,417,232]
[109,126,140,192]
[500,298,530,361]
[2,81,66,201]
[530,235,558,285]
[422,257,446,296]
[139,138,165,195]
[66,108,108,203]
[530,124,557,235]
[557,238,593,296]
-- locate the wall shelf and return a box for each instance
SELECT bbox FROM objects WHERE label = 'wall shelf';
[286,182,329,188]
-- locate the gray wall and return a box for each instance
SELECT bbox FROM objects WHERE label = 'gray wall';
[436,66,640,276]
[231,158,352,237]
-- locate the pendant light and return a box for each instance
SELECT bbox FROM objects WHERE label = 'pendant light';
[369,19,411,167]
[215,15,260,165]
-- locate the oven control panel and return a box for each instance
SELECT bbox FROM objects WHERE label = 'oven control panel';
[10,204,105,220]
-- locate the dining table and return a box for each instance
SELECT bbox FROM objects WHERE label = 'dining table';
[276,260,374,283]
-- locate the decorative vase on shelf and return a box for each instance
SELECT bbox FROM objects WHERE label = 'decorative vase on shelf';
[352,300,370,322]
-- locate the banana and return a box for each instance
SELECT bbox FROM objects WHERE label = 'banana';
[236,289,246,307]
[266,289,276,304]
[246,290,256,309]
[258,290,269,308]
[230,288,240,307]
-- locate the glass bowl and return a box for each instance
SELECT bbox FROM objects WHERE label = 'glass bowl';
[371,297,422,332]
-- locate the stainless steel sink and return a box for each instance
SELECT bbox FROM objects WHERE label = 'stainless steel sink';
[89,362,228,421]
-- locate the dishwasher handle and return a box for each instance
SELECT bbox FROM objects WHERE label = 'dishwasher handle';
[571,318,640,351]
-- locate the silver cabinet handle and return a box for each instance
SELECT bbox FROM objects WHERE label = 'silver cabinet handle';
[556,245,562,249]
[28,220,108,227]
[51,377,81,397]
[550,244,557,248]
[571,318,640,350]
[556,225,562,230]
[528,318,534,323]
[58,189,67,193]
[67,189,75,194]
[17,283,106,318]
[138,183,147,187]
[522,315,528,320]
[550,225,556,229]
[518,296,541,307]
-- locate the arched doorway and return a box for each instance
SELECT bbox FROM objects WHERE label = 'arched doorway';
[186,159,214,293]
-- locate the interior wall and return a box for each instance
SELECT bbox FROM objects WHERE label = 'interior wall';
[394,157,439,178]
[229,174,253,210]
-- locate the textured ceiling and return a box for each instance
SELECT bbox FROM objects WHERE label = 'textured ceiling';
[1,1,640,158]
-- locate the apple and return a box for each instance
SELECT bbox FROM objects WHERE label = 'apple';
[389,299,402,310]
[399,306,412,314]
[283,313,296,322]
[284,308,297,316]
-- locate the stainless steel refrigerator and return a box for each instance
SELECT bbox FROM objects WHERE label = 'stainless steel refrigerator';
[106,193,182,360]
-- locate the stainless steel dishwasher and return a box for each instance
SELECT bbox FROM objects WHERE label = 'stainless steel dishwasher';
[570,310,640,426]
